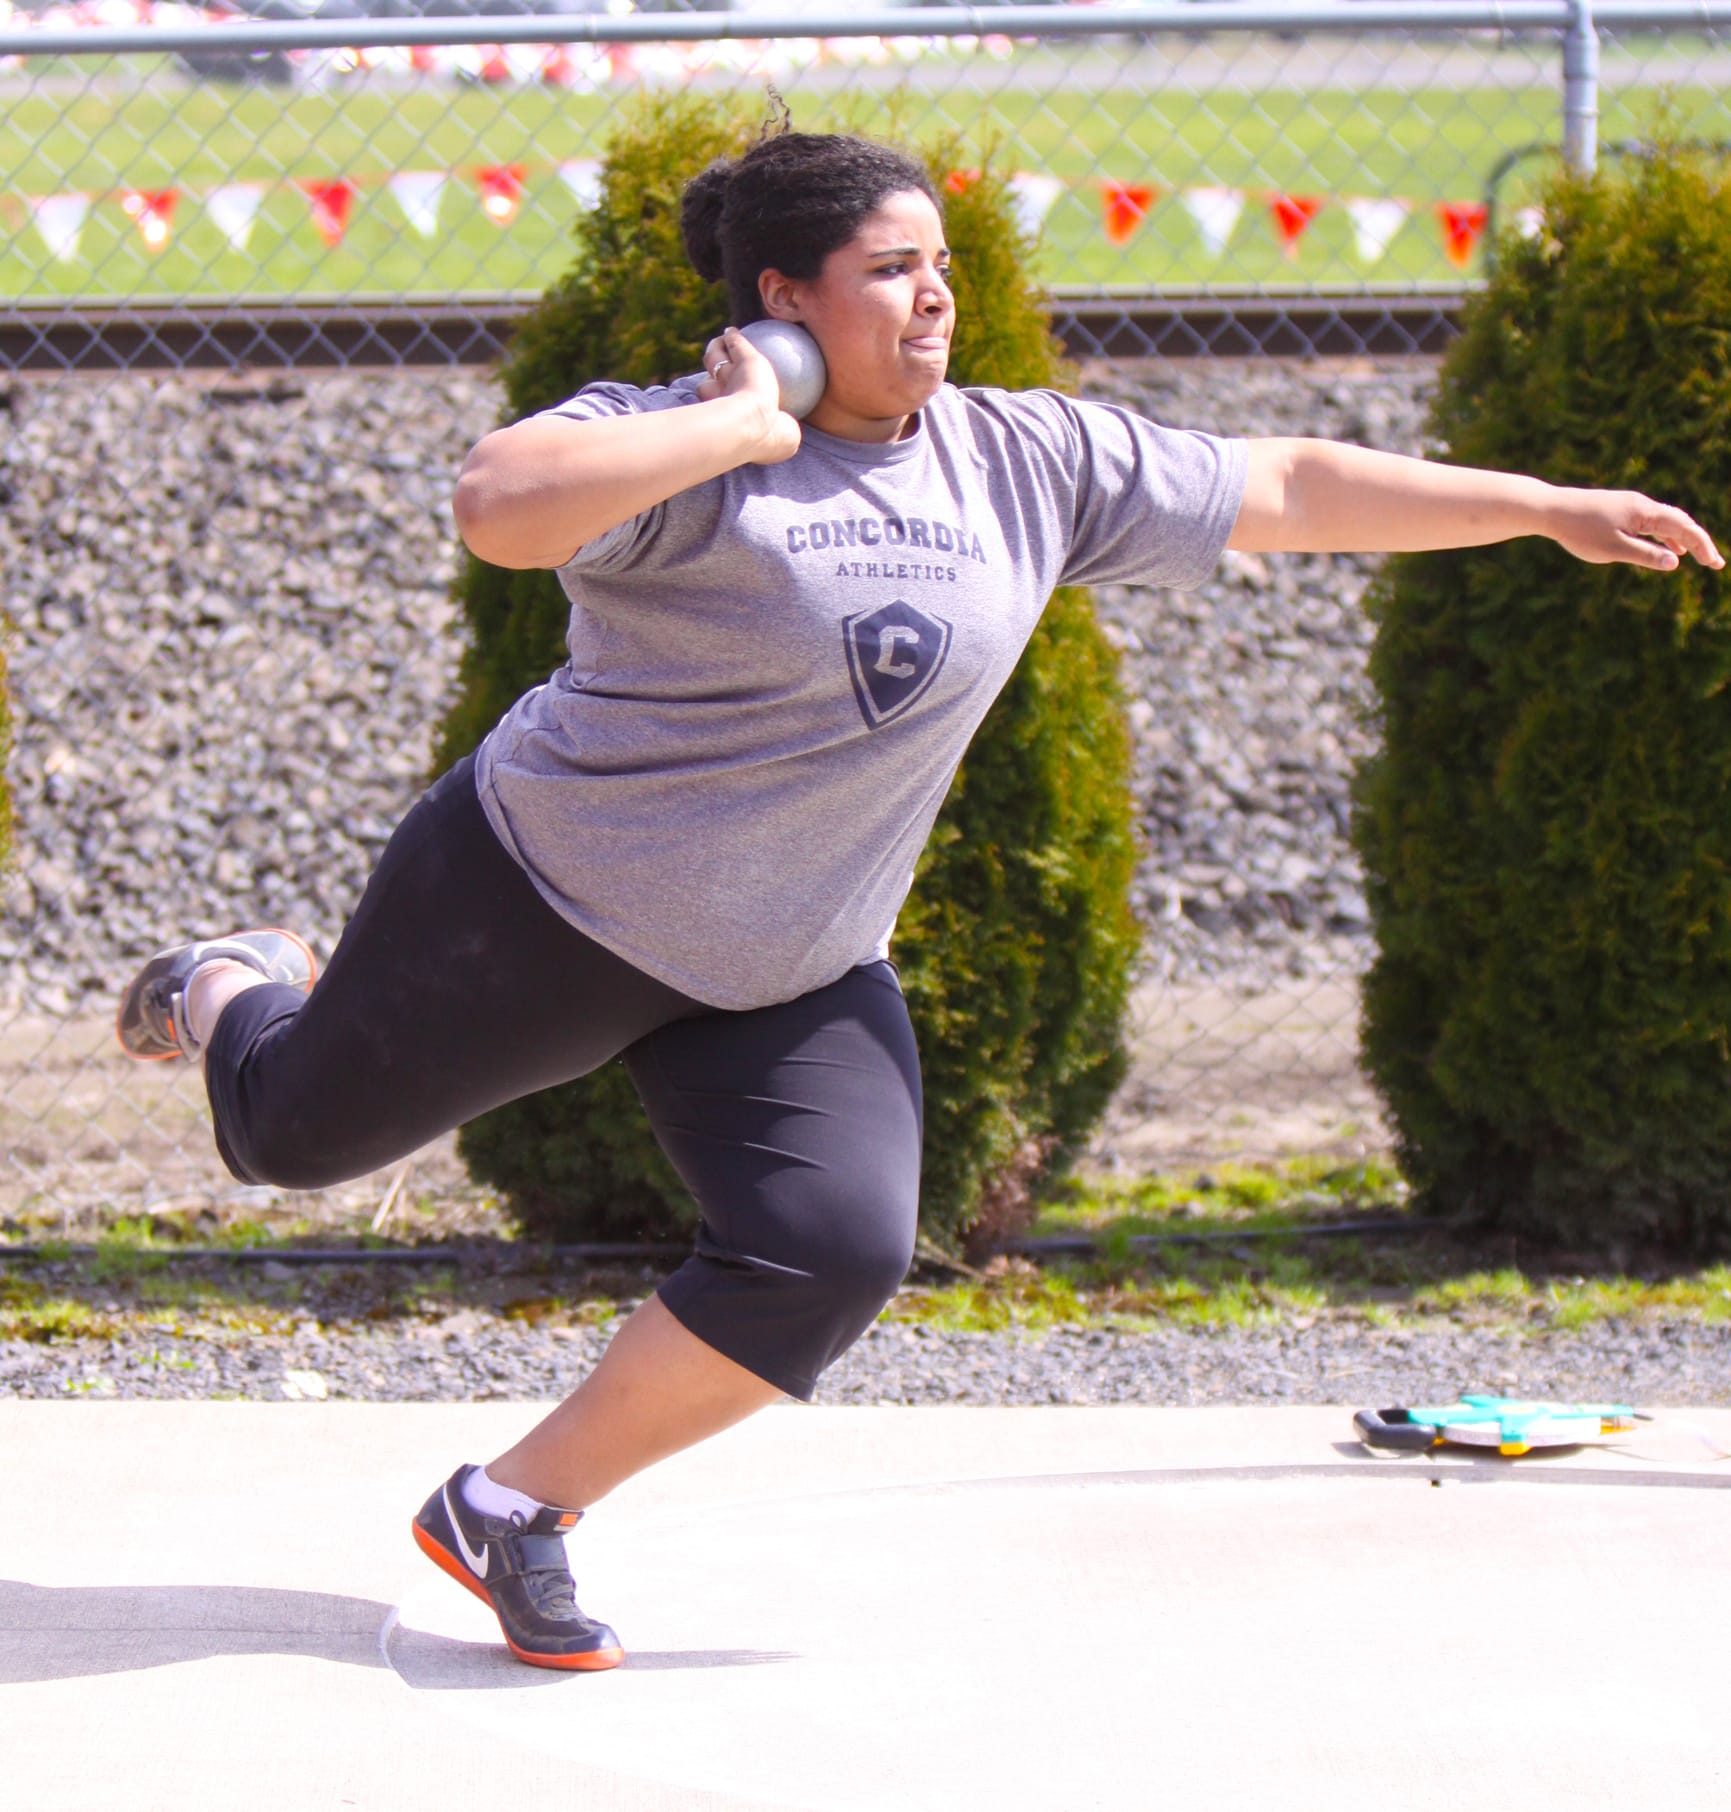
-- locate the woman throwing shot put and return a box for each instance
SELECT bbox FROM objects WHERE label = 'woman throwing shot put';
[117,130,1721,1670]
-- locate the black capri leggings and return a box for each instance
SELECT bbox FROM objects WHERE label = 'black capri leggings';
[201,755,923,1401]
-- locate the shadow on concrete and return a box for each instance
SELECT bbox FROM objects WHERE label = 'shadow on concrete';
[0,1580,797,1688]
[385,1633,801,1690]
[1,1579,403,1685]
[621,1650,800,1672]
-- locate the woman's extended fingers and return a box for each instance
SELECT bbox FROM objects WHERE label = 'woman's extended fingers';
[1623,496,1723,570]
[1558,490,1726,571]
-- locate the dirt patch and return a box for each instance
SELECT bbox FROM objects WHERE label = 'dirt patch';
[1083,976,1389,1175]
[2,981,1389,1235]
[0,1010,494,1238]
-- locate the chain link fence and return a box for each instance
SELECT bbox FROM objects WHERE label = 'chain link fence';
[2,3,1728,1235]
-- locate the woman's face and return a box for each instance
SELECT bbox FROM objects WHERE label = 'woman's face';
[758,188,954,443]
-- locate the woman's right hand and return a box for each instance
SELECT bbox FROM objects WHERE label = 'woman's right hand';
[454,327,804,568]
[697,326,802,465]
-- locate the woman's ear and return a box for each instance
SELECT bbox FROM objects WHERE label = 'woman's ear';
[757,268,804,322]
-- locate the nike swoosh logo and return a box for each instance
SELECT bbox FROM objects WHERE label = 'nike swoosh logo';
[444,1485,490,1578]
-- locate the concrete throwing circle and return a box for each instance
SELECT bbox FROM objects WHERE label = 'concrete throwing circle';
[383,1470,1728,1811]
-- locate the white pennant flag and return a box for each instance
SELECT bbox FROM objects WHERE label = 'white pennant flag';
[1006,172,1063,240]
[557,159,602,212]
[387,171,448,241]
[206,183,264,253]
[1343,196,1410,266]
[1180,187,1243,257]
[30,191,90,262]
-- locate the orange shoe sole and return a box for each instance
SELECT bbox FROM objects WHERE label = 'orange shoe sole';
[410,1518,625,1672]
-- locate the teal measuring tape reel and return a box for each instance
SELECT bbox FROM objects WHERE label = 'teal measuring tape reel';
[1354,1394,1640,1457]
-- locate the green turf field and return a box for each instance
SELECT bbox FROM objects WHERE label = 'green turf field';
[1,61,1724,300]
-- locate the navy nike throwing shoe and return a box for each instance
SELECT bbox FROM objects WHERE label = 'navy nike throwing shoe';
[412,1465,624,1671]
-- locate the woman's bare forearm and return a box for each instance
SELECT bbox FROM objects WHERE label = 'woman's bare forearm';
[452,393,780,570]
[1237,439,1551,552]
[1230,438,1723,571]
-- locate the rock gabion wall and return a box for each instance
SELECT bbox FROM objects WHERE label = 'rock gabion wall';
[1,371,495,1016]
[1089,358,1437,988]
[0,359,1437,1020]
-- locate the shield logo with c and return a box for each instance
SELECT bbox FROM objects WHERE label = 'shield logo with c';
[843,599,953,730]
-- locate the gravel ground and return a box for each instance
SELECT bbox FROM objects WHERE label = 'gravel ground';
[5,1314,1729,1407]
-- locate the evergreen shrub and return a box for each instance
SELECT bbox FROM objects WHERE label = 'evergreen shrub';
[436,99,1138,1252]
[1353,146,1731,1254]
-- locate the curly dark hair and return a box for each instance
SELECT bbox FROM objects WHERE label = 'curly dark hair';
[680,131,941,325]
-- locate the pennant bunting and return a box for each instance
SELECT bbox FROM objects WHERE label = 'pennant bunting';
[121,188,178,251]
[557,158,602,212]
[299,178,358,249]
[1180,186,1243,257]
[1101,181,1159,247]
[387,171,448,241]
[540,44,578,86]
[1006,172,1063,239]
[205,182,264,254]
[1268,193,1323,257]
[30,191,90,262]
[8,159,1514,275]
[1437,201,1489,268]
[1343,196,1410,265]
[475,163,527,227]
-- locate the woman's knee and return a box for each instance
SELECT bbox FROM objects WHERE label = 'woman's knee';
[798,1189,919,1327]
[215,1105,353,1192]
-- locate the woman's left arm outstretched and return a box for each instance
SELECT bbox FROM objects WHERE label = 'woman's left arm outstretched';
[1229,438,1724,572]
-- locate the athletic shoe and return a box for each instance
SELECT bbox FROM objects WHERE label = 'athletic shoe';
[115,927,317,1062]
[411,1464,624,1671]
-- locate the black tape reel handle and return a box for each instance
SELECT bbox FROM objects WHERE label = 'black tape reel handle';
[1354,1407,1441,1452]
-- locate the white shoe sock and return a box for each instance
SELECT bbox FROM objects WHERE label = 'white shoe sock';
[461,1464,548,1524]
[183,958,270,1051]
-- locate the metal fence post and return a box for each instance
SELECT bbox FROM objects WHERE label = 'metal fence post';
[1563,0,1600,173]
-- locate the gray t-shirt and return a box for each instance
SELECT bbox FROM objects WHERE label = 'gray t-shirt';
[475,379,1247,1010]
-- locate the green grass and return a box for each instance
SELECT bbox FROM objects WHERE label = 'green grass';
[1033,1155,1407,1239]
[892,1161,1731,1334]
[5,65,1727,300]
[7,1158,1731,1342]
[0,1266,299,1340]
[0,1229,630,1343]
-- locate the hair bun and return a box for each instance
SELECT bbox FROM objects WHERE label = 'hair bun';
[680,160,733,285]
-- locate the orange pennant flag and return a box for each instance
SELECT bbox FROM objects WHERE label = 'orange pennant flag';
[1436,201,1490,268]
[476,164,528,227]
[1268,193,1323,257]
[944,168,982,197]
[1101,181,1159,246]
[299,178,358,249]
[121,188,178,252]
